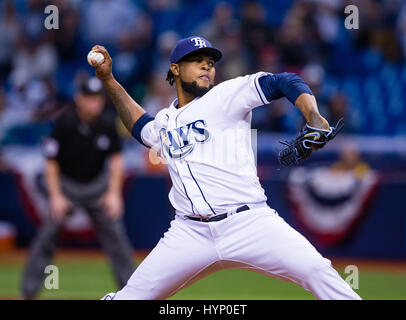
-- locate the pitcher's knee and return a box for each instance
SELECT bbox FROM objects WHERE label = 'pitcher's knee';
[296,258,332,283]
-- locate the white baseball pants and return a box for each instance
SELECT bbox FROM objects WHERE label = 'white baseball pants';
[112,205,361,300]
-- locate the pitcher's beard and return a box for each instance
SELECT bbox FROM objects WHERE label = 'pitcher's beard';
[180,79,214,97]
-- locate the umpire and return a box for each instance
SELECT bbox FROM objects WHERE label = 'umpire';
[21,77,135,299]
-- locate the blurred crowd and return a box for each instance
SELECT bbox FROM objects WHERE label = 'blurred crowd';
[0,0,405,147]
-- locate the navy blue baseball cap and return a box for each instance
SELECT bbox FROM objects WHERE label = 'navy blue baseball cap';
[170,36,222,64]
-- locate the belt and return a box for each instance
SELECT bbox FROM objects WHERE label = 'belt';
[186,205,250,223]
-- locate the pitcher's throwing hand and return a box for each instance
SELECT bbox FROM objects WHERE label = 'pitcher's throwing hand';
[89,46,113,82]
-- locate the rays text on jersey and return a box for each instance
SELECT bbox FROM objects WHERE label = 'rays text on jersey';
[159,119,210,159]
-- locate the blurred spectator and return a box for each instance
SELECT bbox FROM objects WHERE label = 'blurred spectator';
[48,1,83,61]
[82,0,142,47]
[343,0,379,49]
[327,92,347,123]
[112,31,140,89]
[0,0,20,84]
[331,144,371,179]
[23,0,46,41]
[148,0,180,11]
[257,45,281,74]
[32,77,71,122]
[0,88,5,115]
[113,12,154,90]
[308,0,342,64]
[397,1,406,60]
[326,92,358,133]
[312,0,341,45]
[240,1,274,65]
[142,72,176,117]
[194,2,240,46]
[300,63,330,117]
[215,31,250,81]
[276,3,317,69]
[300,63,326,98]
[193,2,246,81]
[11,16,59,83]
[253,99,297,133]
[153,30,181,74]
[0,71,44,136]
[346,0,402,61]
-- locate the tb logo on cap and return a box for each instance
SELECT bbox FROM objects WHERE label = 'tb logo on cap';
[191,37,207,48]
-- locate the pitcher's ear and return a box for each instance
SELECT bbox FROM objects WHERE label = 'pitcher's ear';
[170,63,179,76]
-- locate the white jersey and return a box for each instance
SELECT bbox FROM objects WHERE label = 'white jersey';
[140,72,272,218]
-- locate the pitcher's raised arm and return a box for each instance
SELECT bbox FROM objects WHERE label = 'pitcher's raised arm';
[89,45,146,133]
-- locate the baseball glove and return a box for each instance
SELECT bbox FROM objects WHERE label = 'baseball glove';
[278,118,344,167]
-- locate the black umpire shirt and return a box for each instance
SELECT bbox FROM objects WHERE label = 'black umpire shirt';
[43,107,122,183]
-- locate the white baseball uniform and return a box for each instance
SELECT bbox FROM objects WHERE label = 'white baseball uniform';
[107,72,361,300]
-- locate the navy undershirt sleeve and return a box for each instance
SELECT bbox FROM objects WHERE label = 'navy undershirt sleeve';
[131,113,154,147]
[258,72,313,105]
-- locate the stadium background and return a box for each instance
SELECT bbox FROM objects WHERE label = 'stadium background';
[0,0,406,299]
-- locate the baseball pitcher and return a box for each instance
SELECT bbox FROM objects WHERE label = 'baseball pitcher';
[90,36,361,300]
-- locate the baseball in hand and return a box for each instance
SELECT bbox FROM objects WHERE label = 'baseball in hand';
[87,50,105,67]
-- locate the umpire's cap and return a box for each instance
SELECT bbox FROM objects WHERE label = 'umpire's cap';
[79,77,104,95]
[170,36,222,64]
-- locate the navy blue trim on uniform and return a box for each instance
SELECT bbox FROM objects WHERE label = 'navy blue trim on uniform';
[182,182,195,214]
[131,113,154,148]
[186,162,217,215]
[173,98,215,215]
[258,73,313,105]
[254,74,266,105]
[175,97,200,127]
